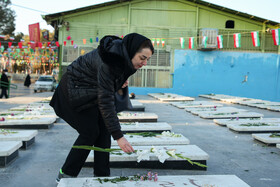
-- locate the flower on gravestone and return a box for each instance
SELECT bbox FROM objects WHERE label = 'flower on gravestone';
[154,172,158,181]
[136,149,150,162]
[236,117,239,120]
[166,149,178,159]
[67,35,71,40]
[155,149,170,163]
[214,106,217,108]
[0,117,5,121]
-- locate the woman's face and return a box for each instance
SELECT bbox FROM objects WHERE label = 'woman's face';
[131,48,152,69]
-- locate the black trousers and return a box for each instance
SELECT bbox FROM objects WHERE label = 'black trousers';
[0,88,8,98]
[50,86,111,177]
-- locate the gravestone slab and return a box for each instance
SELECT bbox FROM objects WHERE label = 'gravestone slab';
[121,122,172,133]
[171,101,223,109]
[266,106,280,112]
[158,96,195,102]
[277,144,280,149]
[129,100,145,111]
[85,145,208,170]
[0,117,55,129]
[213,118,280,126]
[252,133,280,145]
[148,93,167,98]
[111,134,190,146]
[0,130,38,149]
[0,141,22,167]
[0,111,58,119]
[227,123,280,133]
[190,107,247,116]
[118,112,158,122]
[200,112,263,119]
[58,175,250,187]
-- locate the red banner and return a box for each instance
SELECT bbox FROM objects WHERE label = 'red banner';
[28,23,40,48]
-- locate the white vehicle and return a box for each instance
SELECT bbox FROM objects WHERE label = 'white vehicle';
[34,75,57,93]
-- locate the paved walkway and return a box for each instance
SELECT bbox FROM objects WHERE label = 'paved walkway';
[0,93,279,187]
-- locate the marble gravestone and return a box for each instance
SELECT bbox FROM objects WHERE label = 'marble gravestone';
[0,130,38,149]
[118,112,158,122]
[58,175,250,187]
[213,118,280,126]
[227,123,280,133]
[199,112,263,119]
[0,117,56,129]
[121,122,172,133]
[129,100,145,111]
[0,141,22,167]
[252,133,280,145]
[111,134,190,146]
[85,145,208,170]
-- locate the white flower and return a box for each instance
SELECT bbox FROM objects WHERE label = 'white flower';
[166,149,178,159]
[161,131,181,137]
[154,149,170,163]
[136,149,150,163]
[150,146,157,153]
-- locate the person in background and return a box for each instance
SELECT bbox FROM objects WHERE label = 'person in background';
[0,69,9,99]
[50,33,154,183]
[24,73,31,87]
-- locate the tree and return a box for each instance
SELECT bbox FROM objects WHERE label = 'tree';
[0,0,16,35]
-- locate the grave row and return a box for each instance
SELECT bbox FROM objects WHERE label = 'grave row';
[0,97,55,167]
[214,118,280,148]
[59,94,250,187]
[199,94,280,112]
[148,93,195,102]
[167,95,280,149]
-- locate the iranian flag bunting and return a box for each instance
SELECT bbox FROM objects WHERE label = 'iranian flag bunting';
[156,39,160,47]
[233,33,241,48]
[189,37,194,49]
[272,29,280,45]
[180,37,185,49]
[251,31,260,47]
[202,36,208,48]
[161,39,165,47]
[217,35,223,49]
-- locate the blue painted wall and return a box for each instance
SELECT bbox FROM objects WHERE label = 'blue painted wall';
[130,50,280,102]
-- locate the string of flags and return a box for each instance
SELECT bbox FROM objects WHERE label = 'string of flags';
[1,29,279,51]
[149,29,280,49]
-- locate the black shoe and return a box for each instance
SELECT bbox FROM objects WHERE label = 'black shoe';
[56,169,74,184]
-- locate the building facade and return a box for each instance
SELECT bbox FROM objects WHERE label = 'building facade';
[44,0,280,101]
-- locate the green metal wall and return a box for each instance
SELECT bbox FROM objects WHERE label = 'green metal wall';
[56,0,277,52]
[51,0,279,85]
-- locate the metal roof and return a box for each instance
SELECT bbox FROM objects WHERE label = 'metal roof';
[43,0,279,26]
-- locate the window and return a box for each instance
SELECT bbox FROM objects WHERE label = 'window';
[129,50,172,88]
[225,20,235,29]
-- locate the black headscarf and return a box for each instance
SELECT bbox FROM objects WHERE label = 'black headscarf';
[122,33,150,60]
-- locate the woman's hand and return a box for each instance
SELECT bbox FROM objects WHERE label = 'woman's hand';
[117,137,134,153]
[122,80,129,88]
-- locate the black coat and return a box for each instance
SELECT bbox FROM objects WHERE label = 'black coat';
[0,73,9,89]
[24,74,31,87]
[53,36,136,139]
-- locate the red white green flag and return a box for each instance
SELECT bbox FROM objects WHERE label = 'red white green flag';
[202,36,208,48]
[156,39,160,47]
[272,29,280,45]
[217,35,223,49]
[189,37,194,49]
[180,37,185,49]
[151,39,155,46]
[161,39,165,47]
[251,31,260,47]
[233,33,241,48]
